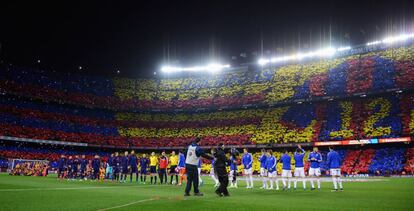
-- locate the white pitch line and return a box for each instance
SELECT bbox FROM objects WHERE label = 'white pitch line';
[0,185,163,192]
[0,187,114,192]
[97,198,156,211]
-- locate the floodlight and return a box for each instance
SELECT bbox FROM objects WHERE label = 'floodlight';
[206,63,227,73]
[258,58,270,66]
[366,40,381,46]
[382,33,414,44]
[161,64,230,73]
[258,32,414,66]
[316,47,336,57]
[337,46,351,51]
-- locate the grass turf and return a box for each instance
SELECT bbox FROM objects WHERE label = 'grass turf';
[0,173,413,211]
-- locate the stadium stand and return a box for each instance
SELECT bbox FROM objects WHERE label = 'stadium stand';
[404,148,414,174]
[0,43,413,175]
[369,148,406,175]
[0,44,413,111]
[0,94,412,147]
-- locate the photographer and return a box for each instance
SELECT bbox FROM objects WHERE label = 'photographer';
[212,144,231,197]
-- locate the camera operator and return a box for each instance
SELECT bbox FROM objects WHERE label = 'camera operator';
[212,144,231,197]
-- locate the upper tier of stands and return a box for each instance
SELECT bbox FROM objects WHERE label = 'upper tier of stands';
[1,44,413,111]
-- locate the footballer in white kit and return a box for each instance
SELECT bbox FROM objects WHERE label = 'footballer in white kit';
[242,149,254,189]
[280,149,292,190]
[294,145,307,190]
[294,167,305,177]
[265,150,279,190]
[258,149,268,189]
[308,147,322,190]
[327,147,344,191]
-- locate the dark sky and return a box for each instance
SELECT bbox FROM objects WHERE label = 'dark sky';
[1,0,414,78]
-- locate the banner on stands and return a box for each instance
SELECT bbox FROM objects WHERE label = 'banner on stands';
[314,137,410,146]
[342,139,379,145]
[314,141,342,146]
[0,136,88,146]
[378,137,411,143]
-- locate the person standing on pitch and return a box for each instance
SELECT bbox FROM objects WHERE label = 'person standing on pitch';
[280,149,292,190]
[210,158,219,187]
[139,154,149,184]
[259,149,268,189]
[66,156,73,180]
[169,151,179,185]
[80,155,88,181]
[158,151,168,184]
[294,145,306,190]
[242,148,254,189]
[105,154,113,181]
[113,152,121,182]
[184,137,212,196]
[149,152,158,184]
[120,151,129,183]
[177,150,187,186]
[229,150,238,188]
[266,149,279,190]
[212,144,230,197]
[129,151,139,183]
[57,155,66,180]
[198,159,203,186]
[92,155,100,181]
[327,146,344,192]
[72,155,80,180]
[308,147,322,190]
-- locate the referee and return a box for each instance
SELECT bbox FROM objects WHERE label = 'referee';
[184,138,212,196]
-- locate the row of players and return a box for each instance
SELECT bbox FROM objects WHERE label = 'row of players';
[234,145,344,191]
[56,145,344,192]
[56,151,190,185]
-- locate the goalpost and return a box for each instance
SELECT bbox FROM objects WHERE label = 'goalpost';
[8,159,49,173]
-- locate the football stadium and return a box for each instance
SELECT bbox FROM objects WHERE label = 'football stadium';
[1,1,414,211]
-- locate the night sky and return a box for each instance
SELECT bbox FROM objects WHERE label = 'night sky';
[1,0,414,78]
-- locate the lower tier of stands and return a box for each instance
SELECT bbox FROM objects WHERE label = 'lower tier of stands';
[0,93,413,147]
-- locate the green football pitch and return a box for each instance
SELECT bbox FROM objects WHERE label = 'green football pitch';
[0,173,413,211]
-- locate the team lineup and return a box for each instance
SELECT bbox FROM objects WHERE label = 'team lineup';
[55,141,344,197]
